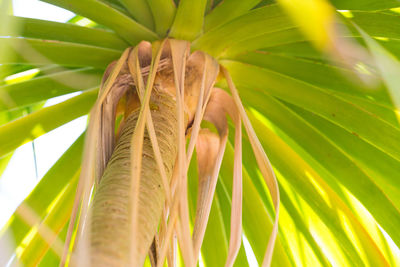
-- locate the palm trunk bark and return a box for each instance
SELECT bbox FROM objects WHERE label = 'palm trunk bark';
[89,89,178,266]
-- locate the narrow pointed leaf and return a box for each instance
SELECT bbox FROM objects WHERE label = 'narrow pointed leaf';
[333,92,400,128]
[358,27,400,110]
[0,37,122,68]
[215,181,250,267]
[329,0,400,10]
[0,64,34,81]
[289,104,400,209]
[0,89,96,157]
[279,187,331,266]
[350,11,400,40]
[232,52,393,105]
[146,0,176,36]
[0,108,30,175]
[242,91,400,251]
[220,142,291,266]
[221,60,400,163]
[39,0,158,44]
[204,0,261,32]
[19,171,79,266]
[231,52,399,129]
[276,0,337,51]
[0,134,84,266]
[201,193,230,267]
[193,5,294,57]
[262,41,325,61]
[248,114,389,266]
[187,155,229,267]
[0,68,102,111]
[221,27,303,57]
[2,16,129,50]
[169,0,207,40]
[118,0,155,30]
[38,222,69,266]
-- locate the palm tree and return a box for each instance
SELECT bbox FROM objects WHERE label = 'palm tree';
[1,0,400,266]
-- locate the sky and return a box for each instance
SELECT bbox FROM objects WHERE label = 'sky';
[12,0,74,22]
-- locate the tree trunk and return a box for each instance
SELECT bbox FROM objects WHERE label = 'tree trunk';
[89,89,178,266]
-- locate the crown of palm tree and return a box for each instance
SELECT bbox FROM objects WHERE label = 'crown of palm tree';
[1,0,400,266]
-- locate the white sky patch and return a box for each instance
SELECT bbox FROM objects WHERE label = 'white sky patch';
[337,10,353,18]
[43,91,81,108]
[243,234,258,267]
[12,0,74,22]
[4,69,40,84]
[34,115,87,178]
[0,143,37,226]
[378,225,400,263]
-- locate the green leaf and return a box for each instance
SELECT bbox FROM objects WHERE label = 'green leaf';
[0,37,122,68]
[0,68,102,111]
[332,91,400,128]
[236,127,328,266]
[146,0,176,36]
[376,38,400,61]
[0,64,34,82]
[205,0,214,14]
[193,4,294,57]
[248,113,390,266]
[214,181,250,267]
[169,0,207,40]
[279,187,331,266]
[230,51,400,129]
[0,0,13,63]
[19,171,80,266]
[39,0,158,44]
[219,141,291,266]
[204,0,261,32]
[0,153,12,176]
[100,0,128,13]
[188,166,228,266]
[0,134,84,266]
[289,104,400,209]
[0,106,26,125]
[0,89,96,158]
[118,0,155,30]
[262,41,325,60]
[187,143,248,266]
[2,16,129,50]
[275,0,338,51]
[358,27,400,113]
[0,104,44,177]
[222,27,303,57]
[221,60,400,163]
[242,90,400,252]
[221,18,360,58]
[231,51,394,106]
[38,221,69,267]
[350,11,400,40]
[237,129,332,266]
[329,0,400,10]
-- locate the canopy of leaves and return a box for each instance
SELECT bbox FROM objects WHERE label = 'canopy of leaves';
[1,0,400,266]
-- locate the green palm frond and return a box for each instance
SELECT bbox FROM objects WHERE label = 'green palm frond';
[1,0,400,266]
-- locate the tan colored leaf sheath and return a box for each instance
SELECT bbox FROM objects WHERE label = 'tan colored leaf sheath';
[88,89,178,267]
[222,67,280,267]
